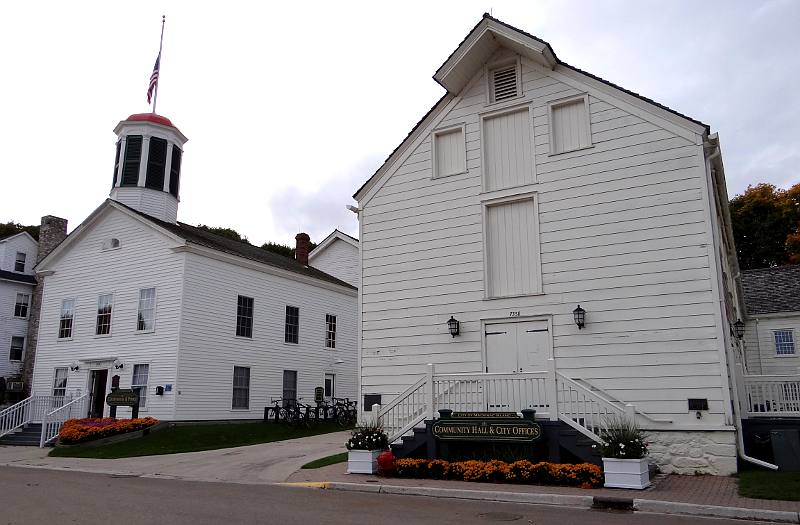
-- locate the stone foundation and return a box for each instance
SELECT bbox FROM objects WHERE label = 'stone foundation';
[646,430,737,476]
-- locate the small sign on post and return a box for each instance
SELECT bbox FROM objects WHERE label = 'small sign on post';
[314,386,324,404]
[106,388,141,419]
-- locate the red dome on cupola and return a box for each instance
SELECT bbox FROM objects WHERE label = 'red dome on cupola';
[126,113,175,128]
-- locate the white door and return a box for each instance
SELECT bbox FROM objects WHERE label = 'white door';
[485,320,550,412]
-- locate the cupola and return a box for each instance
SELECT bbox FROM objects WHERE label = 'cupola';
[109,113,188,223]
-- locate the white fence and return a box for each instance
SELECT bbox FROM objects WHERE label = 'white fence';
[40,394,89,447]
[743,375,800,417]
[0,396,67,438]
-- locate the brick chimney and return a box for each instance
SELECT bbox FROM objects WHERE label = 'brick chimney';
[21,215,68,395]
[295,233,311,266]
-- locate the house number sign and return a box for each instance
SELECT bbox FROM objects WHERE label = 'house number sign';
[509,311,520,317]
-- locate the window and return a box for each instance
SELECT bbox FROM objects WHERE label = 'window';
[112,140,121,187]
[52,368,68,397]
[232,366,250,409]
[132,364,149,408]
[432,125,466,178]
[324,373,335,398]
[285,306,299,344]
[325,314,337,349]
[58,299,75,339]
[774,330,796,356]
[102,238,120,251]
[121,135,143,186]
[236,295,254,338]
[489,63,519,103]
[482,106,534,191]
[137,288,156,332]
[95,294,113,336]
[549,94,592,154]
[145,137,168,190]
[282,370,297,405]
[9,336,24,361]
[14,252,26,272]
[14,293,30,318]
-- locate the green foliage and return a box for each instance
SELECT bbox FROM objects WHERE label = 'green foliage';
[729,183,800,269]
[345,422,388,451]
[598,415,648,459]
[0,221,39,241]
[261,241,294,258]
[195,224,250,244]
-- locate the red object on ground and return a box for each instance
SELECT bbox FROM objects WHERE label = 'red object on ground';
[377,450,396,476]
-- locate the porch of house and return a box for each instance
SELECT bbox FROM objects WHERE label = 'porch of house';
[0,394,89,447]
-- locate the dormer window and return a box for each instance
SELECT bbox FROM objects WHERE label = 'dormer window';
[488,61,520,103]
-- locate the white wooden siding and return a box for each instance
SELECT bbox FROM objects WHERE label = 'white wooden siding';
[0,233,37,274]
[176,253,357,420]
[31,208,184,420]
[110,187,179,223]
[0,281,33,378]
[482,107,534,190]
[433,126,466,178]
[309,239,360,288]
[358,50,728,427]
[744,316,800,375]
[550,95,591,154]
[485,197,540,298]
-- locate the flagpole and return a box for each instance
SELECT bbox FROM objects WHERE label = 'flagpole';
[152,15,165,114]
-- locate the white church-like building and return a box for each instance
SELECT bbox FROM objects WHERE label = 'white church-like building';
[21,113,357,425]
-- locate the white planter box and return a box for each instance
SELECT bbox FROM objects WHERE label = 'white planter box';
[602,457,650,489]
[347,449,384,474]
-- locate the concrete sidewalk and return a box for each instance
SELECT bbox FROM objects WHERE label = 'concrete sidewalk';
[0,430,350,484]
[287,463,800,523]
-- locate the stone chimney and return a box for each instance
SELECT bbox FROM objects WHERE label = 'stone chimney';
[295,233,311,266]
[21,215,68,395]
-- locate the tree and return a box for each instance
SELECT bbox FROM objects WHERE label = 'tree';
[0,221,39,240]
[729,183,800,269]
[195,224,250,244]
[260,241,317,259]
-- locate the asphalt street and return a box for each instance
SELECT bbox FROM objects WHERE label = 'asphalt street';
[0,466,771,524]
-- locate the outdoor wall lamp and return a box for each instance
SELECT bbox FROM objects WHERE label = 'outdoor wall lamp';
[447,316,460,337]
[113,359,124,370]
[733,319,745,340]
[69,361,80,372]
[573,305,586,329]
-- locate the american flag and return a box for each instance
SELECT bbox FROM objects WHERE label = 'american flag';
[146,54,160,104]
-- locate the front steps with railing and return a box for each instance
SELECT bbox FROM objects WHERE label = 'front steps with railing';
[0,394,89,447]
[0,423,42,446]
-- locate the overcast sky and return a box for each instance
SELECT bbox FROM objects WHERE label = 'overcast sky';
[1,1,798,245]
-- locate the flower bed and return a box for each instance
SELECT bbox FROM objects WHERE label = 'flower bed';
[392,458,603,488]
[59,417,159,444]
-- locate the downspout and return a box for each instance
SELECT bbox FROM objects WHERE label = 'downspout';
[705,140,778,470]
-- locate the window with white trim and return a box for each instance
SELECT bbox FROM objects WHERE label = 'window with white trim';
[489,63,520,103]
[549,95,592,154]
[432,125,466,178]
[9,336,23,361]
[774,330,796,356]
[285,306,299,344]
[236,295,254,338]
[58,298,75,339]
[95,294,113,336]
[324,373,335,398]
[232,366,250,409]
[52,367,68,397]
[14,293,30,318]
[137,288,156,332]
[131,364,149,408]
[325,314,336,349]
[14,252,26,272]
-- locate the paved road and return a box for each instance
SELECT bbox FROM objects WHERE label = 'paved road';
[0,467,770,524]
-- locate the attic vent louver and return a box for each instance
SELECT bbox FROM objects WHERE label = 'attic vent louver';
[491,65,518,102]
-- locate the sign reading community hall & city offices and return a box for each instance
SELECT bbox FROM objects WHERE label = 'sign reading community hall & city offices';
[432,410,543,443]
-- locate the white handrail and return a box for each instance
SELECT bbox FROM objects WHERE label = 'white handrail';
[0,396,33,438]
[40,394,89,447]
[570,376,672,424]
[555,373,626,442]
[742,375,800,416]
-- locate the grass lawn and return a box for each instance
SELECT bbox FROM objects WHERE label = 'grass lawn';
[49,421,347,459]
[738,469,800,501]
[301,452,348,469]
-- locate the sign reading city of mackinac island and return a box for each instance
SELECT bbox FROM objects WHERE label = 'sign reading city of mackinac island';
[432,409,543,443]
[106,389,140,407]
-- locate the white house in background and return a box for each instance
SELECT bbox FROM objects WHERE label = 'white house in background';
[22,112,356,426]
[309,229,360,288]
[740,266,800,375]
[0,232,37,387]
[352,14,752,475]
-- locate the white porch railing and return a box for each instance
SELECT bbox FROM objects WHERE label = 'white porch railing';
[743,375,800,417]
[376,362,636,443]
[0,396,67,438]
[40,394,89,447]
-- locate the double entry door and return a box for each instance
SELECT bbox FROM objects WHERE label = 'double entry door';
[484,320,550,413]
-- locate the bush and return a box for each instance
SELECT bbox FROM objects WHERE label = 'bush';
[391,458,603,488]
[345,423,389,451]
[59,417,159,444]
[598,415,648,459]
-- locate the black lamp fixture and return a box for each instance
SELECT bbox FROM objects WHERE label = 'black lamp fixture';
[69,361,80,372]
[573,305,586,329]
[113,359,124,370]
[447,316,460,337]
[733,319,745,340]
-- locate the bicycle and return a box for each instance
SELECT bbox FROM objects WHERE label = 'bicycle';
[332,397,357,427]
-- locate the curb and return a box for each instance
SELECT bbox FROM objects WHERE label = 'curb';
[293,481,800,524]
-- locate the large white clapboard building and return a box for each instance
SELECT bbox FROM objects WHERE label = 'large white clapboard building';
[353,15,755,475]
[27,113,357,422]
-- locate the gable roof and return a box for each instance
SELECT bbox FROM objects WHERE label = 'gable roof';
[39,200,355,291]
[741,265,800,316]
[309,229,359,261]
[354,13,710,201]
[0,231,37,245]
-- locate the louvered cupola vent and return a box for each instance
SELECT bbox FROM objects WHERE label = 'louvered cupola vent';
[491,65,518,102]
